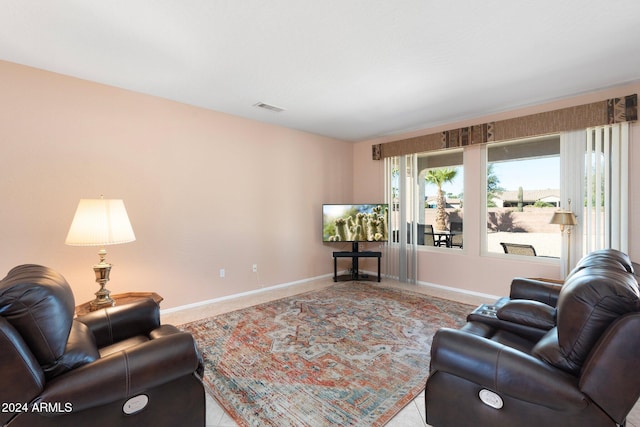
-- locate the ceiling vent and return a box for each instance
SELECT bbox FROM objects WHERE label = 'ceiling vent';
[253,102,285,113]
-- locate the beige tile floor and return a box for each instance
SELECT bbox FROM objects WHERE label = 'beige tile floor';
[161,276,640,427]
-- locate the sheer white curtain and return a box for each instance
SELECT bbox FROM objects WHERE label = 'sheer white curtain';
[584,123,630,253]
[551,123,630,276]
[384,155,418,283]
[560,130,585,276]
[561,123,630,276]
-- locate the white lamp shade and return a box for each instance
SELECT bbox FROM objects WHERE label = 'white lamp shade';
[65,199,136,246]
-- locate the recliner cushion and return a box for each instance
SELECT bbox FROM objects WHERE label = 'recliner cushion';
[99,335,149,358]
[44,320,100,379]
[533,266,639,374]
[497,299,556,330]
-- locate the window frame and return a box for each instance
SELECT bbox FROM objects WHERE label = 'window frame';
[481,135,562,261]
[415,148,465,252]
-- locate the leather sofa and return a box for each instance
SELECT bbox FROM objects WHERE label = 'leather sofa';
[0,264,205,427]
[425,249,640,427]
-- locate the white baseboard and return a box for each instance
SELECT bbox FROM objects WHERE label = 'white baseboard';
[414,279,500,305]
[161,271,500,316]
[160,272,335,315]
[376,272,499,306]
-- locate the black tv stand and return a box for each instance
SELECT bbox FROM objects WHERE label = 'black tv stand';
[333,242,381,282]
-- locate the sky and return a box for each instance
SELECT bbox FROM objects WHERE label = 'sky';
[493,157,560,191]
[427,157,560,197]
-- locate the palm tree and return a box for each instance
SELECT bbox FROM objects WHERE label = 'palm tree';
[425,168,458,231]
[486,163,505,207]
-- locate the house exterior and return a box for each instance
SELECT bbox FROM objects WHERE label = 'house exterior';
[493,189,560,208]
[426,196,462,209]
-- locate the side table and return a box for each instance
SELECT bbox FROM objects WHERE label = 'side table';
[75,292,163,316]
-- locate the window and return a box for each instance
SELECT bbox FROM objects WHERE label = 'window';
[417,149,464,249]
[385,123,628,276]
[486,136,561,257]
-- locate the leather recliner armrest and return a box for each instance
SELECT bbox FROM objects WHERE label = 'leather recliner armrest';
[509,278,563,306]
[76,299,161,347]
[33,331,200,414]
[496,300,556,330]
[430,328,587,411]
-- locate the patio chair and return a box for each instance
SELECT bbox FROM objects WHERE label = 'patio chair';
[449,221,463,248]
[501,242,537,256]
[424,224,445,247]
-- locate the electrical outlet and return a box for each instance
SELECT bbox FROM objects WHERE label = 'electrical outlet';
[252,264,258,273]
[219,268,225,278]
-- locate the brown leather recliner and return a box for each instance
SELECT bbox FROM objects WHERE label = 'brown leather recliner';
[465,248,637,341]
[0,264,205,427]
[425,249,640,427]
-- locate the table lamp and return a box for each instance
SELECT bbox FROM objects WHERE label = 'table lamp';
[65,197,136,310]
[549,200,578,275]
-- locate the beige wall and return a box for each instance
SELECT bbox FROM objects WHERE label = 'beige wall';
[2,59,638,308]
[354,82,640,297]
[0,60,353,308]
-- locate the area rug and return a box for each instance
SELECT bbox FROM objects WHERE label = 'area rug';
[179,282,473,426]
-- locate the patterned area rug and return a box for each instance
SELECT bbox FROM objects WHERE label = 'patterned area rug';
[180,282,473,426]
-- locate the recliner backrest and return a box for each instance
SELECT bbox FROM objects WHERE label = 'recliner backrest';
[0,264,75,371]
[571,248,634,275]
[533,264,639,375]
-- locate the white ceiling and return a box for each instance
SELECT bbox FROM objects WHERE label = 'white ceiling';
[2,0,640,141]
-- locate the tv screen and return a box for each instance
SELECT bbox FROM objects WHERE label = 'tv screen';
[322,204,389,242]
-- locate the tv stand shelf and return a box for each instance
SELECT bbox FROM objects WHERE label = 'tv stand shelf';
[333,250,381,282]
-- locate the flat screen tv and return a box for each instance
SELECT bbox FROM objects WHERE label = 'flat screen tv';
[322,204,389,243]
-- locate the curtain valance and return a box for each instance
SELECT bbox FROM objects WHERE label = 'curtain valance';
[374,94,637,159]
